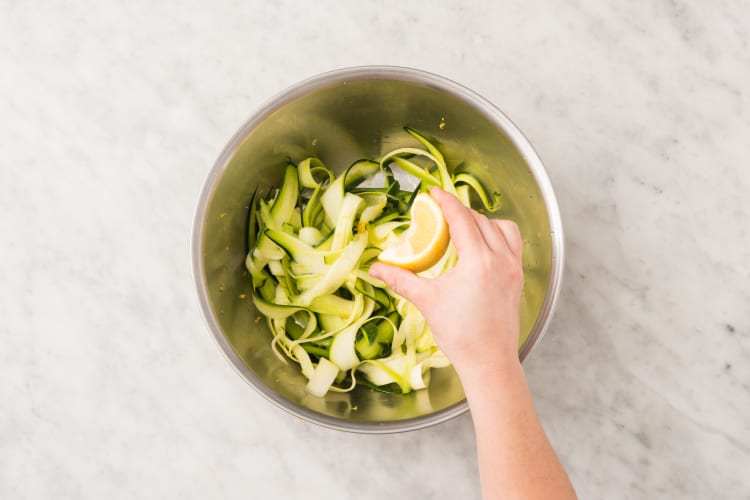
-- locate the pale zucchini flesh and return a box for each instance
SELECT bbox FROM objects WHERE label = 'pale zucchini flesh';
[245,128,503,396]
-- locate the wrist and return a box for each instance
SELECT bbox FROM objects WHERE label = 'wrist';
[454,355,525,397]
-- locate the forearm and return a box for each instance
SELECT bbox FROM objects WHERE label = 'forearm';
[459,361,577,500]
[371,190,573,497]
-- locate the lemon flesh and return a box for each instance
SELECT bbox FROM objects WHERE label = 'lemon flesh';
[378,193,450,273]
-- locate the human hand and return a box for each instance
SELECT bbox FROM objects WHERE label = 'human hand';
[369,187,524,379]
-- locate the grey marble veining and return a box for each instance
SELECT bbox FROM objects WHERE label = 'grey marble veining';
[1,1,748,499]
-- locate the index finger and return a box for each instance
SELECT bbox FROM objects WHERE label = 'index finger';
[430,187,485,257]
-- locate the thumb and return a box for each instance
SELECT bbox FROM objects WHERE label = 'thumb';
[369,263,430,307]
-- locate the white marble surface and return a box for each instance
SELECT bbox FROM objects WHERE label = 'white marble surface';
[2,1,749,498]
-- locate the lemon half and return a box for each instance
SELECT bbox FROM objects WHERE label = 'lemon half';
[377,192,450,273]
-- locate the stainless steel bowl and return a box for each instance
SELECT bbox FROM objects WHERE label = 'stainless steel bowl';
[192,66,564,433]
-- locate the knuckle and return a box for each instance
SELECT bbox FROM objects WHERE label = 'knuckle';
[506,261,524,287]
[388,273,405,295]
[388,271,421,303]
[480,253,496,273]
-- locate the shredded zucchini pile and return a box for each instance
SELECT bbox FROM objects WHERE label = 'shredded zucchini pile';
[246,128,501,397]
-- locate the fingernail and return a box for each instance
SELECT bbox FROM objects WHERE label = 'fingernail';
[368,265,383,279]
